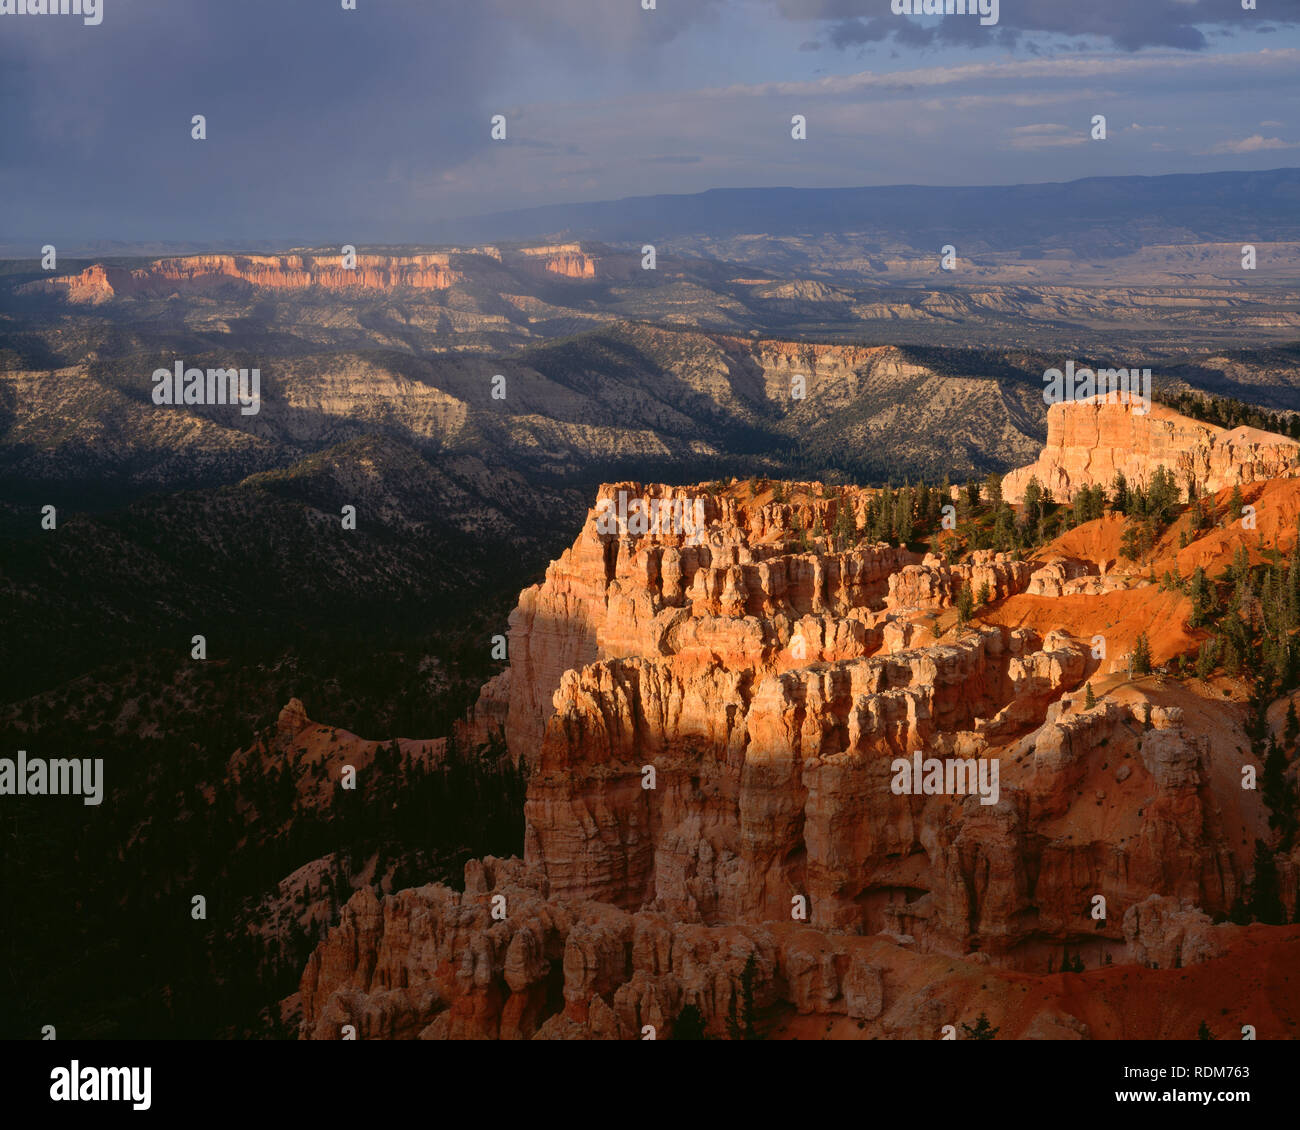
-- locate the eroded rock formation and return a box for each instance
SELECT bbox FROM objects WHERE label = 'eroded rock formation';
[1003,396,1300,503]
[460,479,1257,972]
[296,855,1296,1041]
[32,244,616,303]
[301,452,1297,1039]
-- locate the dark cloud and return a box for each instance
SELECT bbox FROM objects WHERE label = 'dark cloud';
[0,0,508,241]
[0,0,1295,243]
[0,0,742,242]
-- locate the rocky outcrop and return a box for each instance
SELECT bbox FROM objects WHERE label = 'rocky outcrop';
[231,698,444,811]
[1122,894,1224,971]
[31,243,630,304]
[285,464,1298,1038]
[296,855,899,1040]
[1023,557,1134,597]
[887,551,1033,611]
[466,482,917,762]
[295,854,1295,1041]
[514,243,598,280]
[36,254,465,302]
[463,480,1256,972]
[523,636,1249,964]
[1003,396,1300,503]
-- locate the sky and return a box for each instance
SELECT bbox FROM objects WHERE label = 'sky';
[1,0,1298,245]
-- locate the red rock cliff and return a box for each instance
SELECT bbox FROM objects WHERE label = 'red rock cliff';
[38,253,464,301]
[466,481,1259,970]
[1003,397,1300,503]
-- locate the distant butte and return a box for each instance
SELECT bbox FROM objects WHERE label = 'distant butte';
[29,243,614,303]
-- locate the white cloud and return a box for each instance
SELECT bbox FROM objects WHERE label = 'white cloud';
[702,48,1300,101]
[1205,134,1300,154]
[1006,124,1089,150]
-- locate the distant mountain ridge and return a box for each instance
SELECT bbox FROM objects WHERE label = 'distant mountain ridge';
[6,168,1298,262]
[437,168,1300,250]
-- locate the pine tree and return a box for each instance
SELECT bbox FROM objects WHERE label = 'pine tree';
[1189,566,1213,627]
[984,472,1003,510]
[1262,740,1297,848]
[1148,465,1179,525]
[956,583,974,628]
[1112,470,1129,516]
[1092,483,1108,518]
[1084,682,1096,709]
[1197,1020,1216,1040]
[1285,701,1299,750]
[726,997,743,1041]
[1022,476,1043,526]
[737,953,759,1040]
[992,505,1013,553]
[1131,631,1152,676]
[960,1012,999,1040]
[1072,488,1090,529]
[832,497,857,552]
[1247,839,1286,925]
[1231,543,1251,587]
[876,484,895,542]
[895,486,914,547]
[1120,520,1147,562]
[791,510,810,553]
[673,1002,707,1040]
[926,479,943,527]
